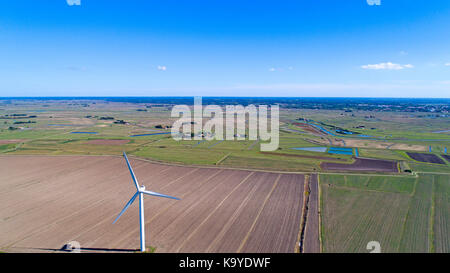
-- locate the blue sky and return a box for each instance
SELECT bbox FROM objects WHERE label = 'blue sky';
[0,0,449,97]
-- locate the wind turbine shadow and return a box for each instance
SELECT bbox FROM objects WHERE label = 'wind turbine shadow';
[26,246,138,253]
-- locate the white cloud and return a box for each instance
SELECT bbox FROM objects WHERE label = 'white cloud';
[361,62,414,70]
[269,66,294,72]
[157,65,167,71]
[445,63,450,66]
[66,0,81,6]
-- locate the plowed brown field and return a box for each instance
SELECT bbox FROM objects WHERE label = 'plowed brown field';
[0,155,308,253]
[321,158,398,173]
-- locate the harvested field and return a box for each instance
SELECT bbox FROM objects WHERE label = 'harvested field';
[238,174,305,253]
[321,158,398,173]
[407,152,446,165]
[84,139,130,145]
[0,155,306,253]
[303,174,320,253]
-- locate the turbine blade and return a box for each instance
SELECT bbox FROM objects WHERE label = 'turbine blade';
[141,190,180,200]
[123,152,140,190]
[113,192,139,224]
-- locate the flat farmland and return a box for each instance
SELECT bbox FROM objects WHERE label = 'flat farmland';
[83,139,130,145]
[319,174,413,252]
[321,158,398,173]
[442,155,450,163]
[398,175,433,252]
[406,152,446,165]
[433,175,450,253]
[303,174,320,253]
[0,155,307,253]
[320,173,450,253]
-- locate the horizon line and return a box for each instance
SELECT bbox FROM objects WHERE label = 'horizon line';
[1,96,450,100]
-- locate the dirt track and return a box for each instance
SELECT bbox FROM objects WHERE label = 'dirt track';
[303,174,320,253]
[0,155,310,253]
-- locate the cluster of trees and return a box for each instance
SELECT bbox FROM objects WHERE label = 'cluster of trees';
[0,114,37,119]
[13,120,36,124]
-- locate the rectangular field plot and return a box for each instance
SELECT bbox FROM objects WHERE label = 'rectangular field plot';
[320,181,411,253]
[321,158,398,173]
[433,175,450,253]
[320,173,449,253]
[320,174,416,194]
[0,156,307,253]
[398,175,433,252]
[442,154,450,163]
[407,152,446,165]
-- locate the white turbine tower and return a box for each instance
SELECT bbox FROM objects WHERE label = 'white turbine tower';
[113,152,180,252]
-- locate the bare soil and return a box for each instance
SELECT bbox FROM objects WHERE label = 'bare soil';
[0,139,25,145]
[0,155,307,253]
[321,158,398,173]
[407,152,446,165]
[442,154,450,163]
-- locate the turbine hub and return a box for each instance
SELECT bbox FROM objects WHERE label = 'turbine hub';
[140,185,146,191]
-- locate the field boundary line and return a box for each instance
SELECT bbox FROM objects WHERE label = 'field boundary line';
[416,171,450,176]
[236,174,281,253]
[429,176,436,253]
[215,152,231,165]
[318,175,323,253]
[174,172,255,252]
[295,174,309,253]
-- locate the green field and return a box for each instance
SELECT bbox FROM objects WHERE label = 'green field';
[320,173,450,253]
[1,99,449,174]
[1,99,449,253]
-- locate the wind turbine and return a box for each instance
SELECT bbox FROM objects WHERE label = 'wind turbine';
[113,152,180,252]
